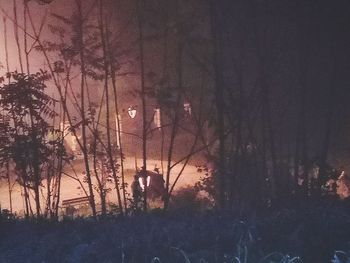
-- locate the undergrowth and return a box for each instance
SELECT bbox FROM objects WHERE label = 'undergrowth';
[0,202,350,262]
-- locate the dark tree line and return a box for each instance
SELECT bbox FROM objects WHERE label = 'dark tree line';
[207,0,350,211]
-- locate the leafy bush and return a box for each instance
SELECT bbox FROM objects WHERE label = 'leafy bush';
[0,208,16,221]
[0,203,350,262]
[169,186,213,214]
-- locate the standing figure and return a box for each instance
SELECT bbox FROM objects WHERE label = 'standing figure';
[131,174,142,210]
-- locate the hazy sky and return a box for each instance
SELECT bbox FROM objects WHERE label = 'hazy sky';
[0,0,73,74]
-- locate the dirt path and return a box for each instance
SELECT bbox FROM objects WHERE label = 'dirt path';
[0,157,201,215]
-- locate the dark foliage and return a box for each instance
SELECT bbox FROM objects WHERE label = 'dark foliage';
[0,202,350,262]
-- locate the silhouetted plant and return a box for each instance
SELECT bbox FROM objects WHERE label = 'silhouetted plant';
[0,71,59,217]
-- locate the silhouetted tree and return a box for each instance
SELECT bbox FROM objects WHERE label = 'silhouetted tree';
[0,71,57,217]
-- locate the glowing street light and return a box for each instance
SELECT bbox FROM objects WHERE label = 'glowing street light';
[184,102,192,116]
[128,106,137,119]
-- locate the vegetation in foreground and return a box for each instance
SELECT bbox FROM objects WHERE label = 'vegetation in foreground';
[1,200,350,263]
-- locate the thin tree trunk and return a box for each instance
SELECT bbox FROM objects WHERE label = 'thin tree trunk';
[6,162,13,214]
[163,97,181,210]
[230,69,243,208]
[12,0,24,73]
[3,17,13,214]
[28,105,41,217]
[76,0,97,218]
[98,0,123,216]
[89,87,108,217]
[111,70,127,212]
[160,12,169,177]
[321,52,338,164]
[23,0,30,74]
[319,52,338,191]
[46,162,52,218]
[210,0,226,210]
[137,0,148,212]
[3,17,10,71]
[106,18,128,213]
[294,48,309,196]
[54,69,69,219]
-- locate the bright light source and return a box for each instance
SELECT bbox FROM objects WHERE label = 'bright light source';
[154,108,161,129]
[339,170,346,179]
[146,175,151,187]
[184,102,192,116]
[115,114,122,148]
[128,106,137,119]
[138,176,151,191]
[139,177,144,190]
